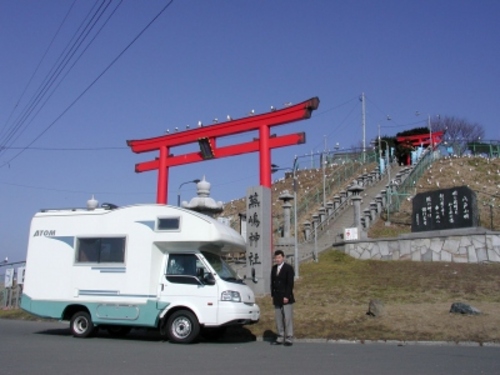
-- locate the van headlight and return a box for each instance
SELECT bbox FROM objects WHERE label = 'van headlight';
[221,290,241,302]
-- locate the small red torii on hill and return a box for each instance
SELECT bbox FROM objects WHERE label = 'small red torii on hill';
[396,131,444,149]
[127,97,320,204]
[396,130,444,165]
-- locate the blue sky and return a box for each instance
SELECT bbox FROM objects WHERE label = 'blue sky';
[1,0,499,262]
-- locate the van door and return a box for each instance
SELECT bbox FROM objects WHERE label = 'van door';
[160,253,218,325]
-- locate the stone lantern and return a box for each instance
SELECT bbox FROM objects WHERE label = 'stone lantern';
[181,176,223,217]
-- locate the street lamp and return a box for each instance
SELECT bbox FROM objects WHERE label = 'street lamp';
[372,137,391,224]
[416,112,440,149]
[372,138,391,183]
[381,138,391,224]
[321,152,327,212]
[292,156,299,278]
[177,179,201,206]
[271,161,300,279]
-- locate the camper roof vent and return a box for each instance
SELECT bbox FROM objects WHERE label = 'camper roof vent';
[101,202,118,210]
[87,195,99,210]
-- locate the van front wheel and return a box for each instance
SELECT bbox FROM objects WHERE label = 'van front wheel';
[70,311,95,338]
[167,310,200,343]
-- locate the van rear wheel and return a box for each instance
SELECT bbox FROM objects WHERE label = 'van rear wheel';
[167,310,200,344]
[70,311,95,338]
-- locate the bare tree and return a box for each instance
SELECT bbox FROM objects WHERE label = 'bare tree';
[431,116,485,155]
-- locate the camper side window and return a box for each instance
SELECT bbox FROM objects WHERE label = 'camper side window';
[166,254,208,285]
[157,217,180,230]
[76,237,125,263]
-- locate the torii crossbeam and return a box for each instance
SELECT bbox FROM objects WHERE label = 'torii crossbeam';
[127,97,320,203]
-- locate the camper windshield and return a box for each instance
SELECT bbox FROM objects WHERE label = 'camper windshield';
[202,251,242,283]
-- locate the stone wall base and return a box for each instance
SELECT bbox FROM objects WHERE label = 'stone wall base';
[341,227,500,263]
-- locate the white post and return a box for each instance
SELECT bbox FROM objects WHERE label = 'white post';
[293,156,299,279]
[428,114,432,149]
[322,152,326,210]
[360,92,366,163]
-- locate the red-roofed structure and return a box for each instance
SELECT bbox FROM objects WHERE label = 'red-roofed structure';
[396,130,444,165]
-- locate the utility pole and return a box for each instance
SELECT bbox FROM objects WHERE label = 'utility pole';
[360,92,366,162]
[293,156,299,279]
[428,114,432,149]
[378,124,382,173]
[322,135,327,211]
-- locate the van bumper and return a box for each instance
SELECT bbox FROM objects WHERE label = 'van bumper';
[217,302,260,326]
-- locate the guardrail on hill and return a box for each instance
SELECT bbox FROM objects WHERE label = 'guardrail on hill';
[293,151,377,230]
[273,151,378,245]
[387,148,442,214]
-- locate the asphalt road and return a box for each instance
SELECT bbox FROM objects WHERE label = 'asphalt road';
[1,319,499,375]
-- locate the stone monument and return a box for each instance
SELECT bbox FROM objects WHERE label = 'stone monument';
[411,185,479,232]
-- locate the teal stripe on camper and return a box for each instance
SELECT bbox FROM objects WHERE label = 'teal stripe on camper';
[22,294,168,328]
[52,236,75,248]
[91,266,126,273]
[135,220,155,231]
[78,290,156,298]
[79,290,120,296]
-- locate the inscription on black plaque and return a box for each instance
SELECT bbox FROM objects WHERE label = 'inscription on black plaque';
[411,186,479,232]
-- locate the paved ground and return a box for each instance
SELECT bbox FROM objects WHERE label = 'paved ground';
[1,319,499,375]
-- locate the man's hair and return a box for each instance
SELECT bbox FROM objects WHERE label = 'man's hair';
[274,250,285,257]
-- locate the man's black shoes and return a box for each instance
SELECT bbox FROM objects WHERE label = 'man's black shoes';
[284,341,293,347]
[270,341,283,345]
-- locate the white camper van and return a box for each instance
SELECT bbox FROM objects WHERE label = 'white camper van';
[21,203,259,343]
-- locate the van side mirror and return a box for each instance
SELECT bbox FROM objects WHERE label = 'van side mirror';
[204,273,216,286]
[196,267,204,278]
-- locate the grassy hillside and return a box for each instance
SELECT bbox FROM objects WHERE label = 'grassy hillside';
[251,250,500,343]
[370,156,500,238]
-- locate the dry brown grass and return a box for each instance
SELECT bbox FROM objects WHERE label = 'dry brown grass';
[250,250,500,343]
[227,155,500,342]
[375,156,500,237]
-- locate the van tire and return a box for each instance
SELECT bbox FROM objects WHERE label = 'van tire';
[167,310,200,344]
[70,311,95,338]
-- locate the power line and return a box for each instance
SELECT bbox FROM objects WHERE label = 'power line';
[0,179,152,196]
[0,0,175,168]
[0,146,127,151]
[0,0,78,141]
[0,0,124,157]
[0,0,115,154]
[310,99,360,151]
[313,95,359,117]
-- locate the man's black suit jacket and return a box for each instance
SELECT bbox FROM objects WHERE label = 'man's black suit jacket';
[271,262,295,307]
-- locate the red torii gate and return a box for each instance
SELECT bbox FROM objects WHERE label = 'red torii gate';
[396,130,444,165]
[127,97,320,204]
[396,131,444,148]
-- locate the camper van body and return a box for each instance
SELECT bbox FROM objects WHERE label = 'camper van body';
[21,204,259,343]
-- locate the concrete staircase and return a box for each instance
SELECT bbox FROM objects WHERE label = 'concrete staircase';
[296,166,405,261]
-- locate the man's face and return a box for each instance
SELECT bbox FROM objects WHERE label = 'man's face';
[274,254,284,265]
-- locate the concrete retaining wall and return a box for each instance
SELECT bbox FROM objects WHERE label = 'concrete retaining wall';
[341,227,500,263]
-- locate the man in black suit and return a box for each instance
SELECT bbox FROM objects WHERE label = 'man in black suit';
[270,249,295,346]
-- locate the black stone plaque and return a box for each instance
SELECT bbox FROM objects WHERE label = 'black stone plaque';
[411,185,479,232]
